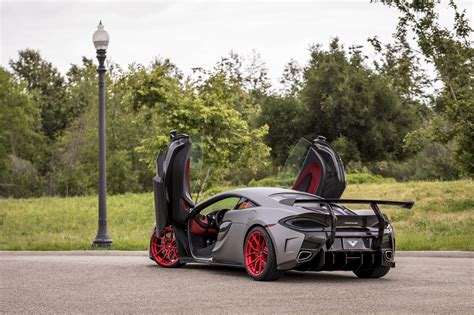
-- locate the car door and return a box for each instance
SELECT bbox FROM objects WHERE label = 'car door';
[153,132,194,234]
[290,136,346,198]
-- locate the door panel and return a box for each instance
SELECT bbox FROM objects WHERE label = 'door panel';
[153,132,195,234]
[212,221,246,264]
[292,136,346,198]
[168,136,194,224]
[153,154,168,234]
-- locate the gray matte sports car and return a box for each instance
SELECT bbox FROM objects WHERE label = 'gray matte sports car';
[149,131,414,281]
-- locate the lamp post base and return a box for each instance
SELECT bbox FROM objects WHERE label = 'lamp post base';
[92,237,113,247]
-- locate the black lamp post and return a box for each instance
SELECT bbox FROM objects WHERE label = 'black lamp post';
[92,21,112,247]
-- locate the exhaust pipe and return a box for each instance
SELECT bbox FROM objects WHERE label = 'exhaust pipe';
[297,250,313,262]
[384,250,393,261]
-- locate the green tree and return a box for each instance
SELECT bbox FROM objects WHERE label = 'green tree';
[53,60,149,196]
[0,67,45,197]
[127,59,271,192]
[258,96,307,165]
[280,59,304,97]
[382,0,473,175]
[9,49,69,140]
[300,38,418,162]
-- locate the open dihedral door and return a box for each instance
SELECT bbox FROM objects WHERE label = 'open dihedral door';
[292,136,346,198]
[153,132,194,234]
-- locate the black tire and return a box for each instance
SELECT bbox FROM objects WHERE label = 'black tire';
[244,226,284,281]
[149,226,186,268]
[353,265,391,278]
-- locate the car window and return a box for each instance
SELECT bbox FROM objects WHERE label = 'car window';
[270,192,319,202]
[234,199,257,210]
[199,197,240,215]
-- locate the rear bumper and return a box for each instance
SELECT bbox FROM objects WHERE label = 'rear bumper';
[274,229,395,271]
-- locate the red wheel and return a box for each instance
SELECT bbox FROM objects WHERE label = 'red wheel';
[245,230,268,276]
[244,227,283,281]
[150,226,183,268]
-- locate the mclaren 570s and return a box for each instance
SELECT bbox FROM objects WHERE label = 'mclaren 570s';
[149,131,413,281]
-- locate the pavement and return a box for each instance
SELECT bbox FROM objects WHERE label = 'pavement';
[1,252,473,314]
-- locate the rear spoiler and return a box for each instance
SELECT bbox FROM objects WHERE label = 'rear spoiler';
[280,197,414,250]
[284,198,414,209]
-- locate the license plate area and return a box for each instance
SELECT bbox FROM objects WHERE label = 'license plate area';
[342,238,370,250]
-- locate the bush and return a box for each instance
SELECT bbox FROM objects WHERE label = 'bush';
[370,142,461,181]
[248,176,294,188]
[0,155,42,198]
[346,173,396,184]
[196,185,243,202]
[248,173,395,188]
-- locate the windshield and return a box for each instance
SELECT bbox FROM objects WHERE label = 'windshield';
[270,192,319,202]
[189,136,210,203]
[278,138,312,188]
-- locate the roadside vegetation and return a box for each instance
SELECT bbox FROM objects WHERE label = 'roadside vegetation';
[1,180,472,251]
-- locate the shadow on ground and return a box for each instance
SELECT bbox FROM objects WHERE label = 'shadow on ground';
[147,262,386,283]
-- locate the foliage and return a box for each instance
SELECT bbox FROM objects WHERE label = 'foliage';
[9,49,69,140]
[52,60,152,196]
[345,173,395,185]
[279,59,304,97]
[370,141,461,181]
[248,175,295,189]
[248,172,395,188]
[380,0,473,176]
[258,96,307,165]
[300,39,418,162]
[128,58,271,193]
[0,67,45,197]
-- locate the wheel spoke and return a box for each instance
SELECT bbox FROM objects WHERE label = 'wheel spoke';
[258,259,263,273]
[151,226,181,266]
[249,235,259,248]
[251,255,261,264]
[171,248,178,259]
[254,259,260,271]
[247,241,258,251]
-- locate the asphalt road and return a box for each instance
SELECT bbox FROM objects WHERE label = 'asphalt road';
[1,254,473,314]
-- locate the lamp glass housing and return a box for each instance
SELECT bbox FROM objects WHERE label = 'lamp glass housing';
[93,22,109,50]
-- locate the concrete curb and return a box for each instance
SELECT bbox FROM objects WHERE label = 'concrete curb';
[0,250,472,258]
[396,251,474,258]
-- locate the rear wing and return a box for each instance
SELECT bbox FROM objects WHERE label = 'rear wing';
[280,197,414,250]
[292,198,414,209]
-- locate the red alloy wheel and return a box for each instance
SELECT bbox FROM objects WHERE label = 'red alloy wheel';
[244,230,269,276]
[150,226,180,267]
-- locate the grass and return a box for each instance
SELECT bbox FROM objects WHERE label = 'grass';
[0,180,472,251]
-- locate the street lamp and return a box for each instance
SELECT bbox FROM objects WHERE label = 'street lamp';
[92,21,112,247]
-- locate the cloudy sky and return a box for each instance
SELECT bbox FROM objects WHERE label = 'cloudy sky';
[0,0,472,84]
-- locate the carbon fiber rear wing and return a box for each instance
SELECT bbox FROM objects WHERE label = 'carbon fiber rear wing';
[283,198,414,250]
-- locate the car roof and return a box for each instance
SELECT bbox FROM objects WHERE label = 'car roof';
[220,187,318,207]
